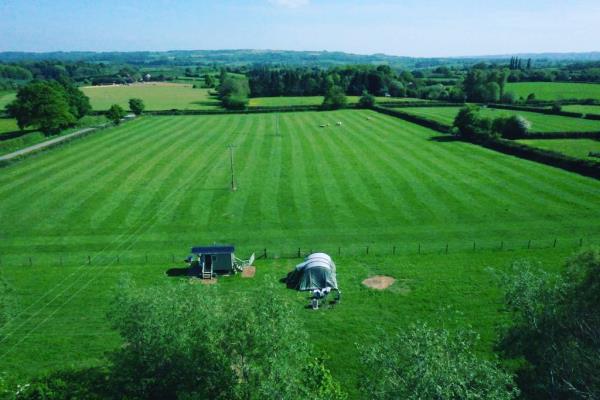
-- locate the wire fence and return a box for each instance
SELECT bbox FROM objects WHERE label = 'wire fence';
[0,237,596,268]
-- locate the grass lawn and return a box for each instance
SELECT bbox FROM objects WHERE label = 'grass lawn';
[0,115,108,156]
[0,117,19,135]
[505,82,600,101]
[248,96,424,107]
[561,104,600,115]
[0,91,16,111]
[0,110,599,397]
[396,106,600,132]
[82,82,220,111]
[518,138,600,161]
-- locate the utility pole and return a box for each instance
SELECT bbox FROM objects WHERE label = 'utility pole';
[228,144,237,191]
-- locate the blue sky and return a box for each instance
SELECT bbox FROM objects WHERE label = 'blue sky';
[0,0,598,57]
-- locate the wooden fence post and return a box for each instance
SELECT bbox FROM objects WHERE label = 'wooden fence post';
[88,255,91,265]
[393,246,396,255]
[366,246,369,255]
[418,243,421,254]
[29,257,32,266]
[264,248,267,259]
[553,239,557,248]
[473,241,476,251]
[172,254,175,263]
[445,243,448,254]
[338,247,341,256]
[580,238,583,247]
[528,240,531,249]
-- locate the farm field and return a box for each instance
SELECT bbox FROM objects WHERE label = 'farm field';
[0,117,19,135]
[0,110,599,397]
[0,115,108,156]
[396,106,600,132]
[518,138,600,161]
[505,82,600,101]
[248,95,424,107]
[0,248,579,399]
[0,91,16,110]
[561,104,600,115]
[81,82,220,111]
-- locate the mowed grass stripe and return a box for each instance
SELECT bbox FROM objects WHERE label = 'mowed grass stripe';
[46,117,197,232]
[377,111,599,214]
[0,118,157,197]
[2,118,193,239]
[276,115,303,230]
[0,118,168,223]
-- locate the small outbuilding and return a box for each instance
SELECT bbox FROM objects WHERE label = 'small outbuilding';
[189,245,235,278]
[286,253,339,291]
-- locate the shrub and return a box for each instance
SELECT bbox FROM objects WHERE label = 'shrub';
[453,106,495,140]
[492,115,531,139]
[497,249,600,399]
[358,90,376,108]
[322,85,347,110]
[501,91,517,104]
[551,102,562,112]
[128,98,145,115]
[360,323,518,400]
[106,104,126,125]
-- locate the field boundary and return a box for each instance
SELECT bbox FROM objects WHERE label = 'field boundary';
[0,119,133,167]
[1,236,596,268]
[371,105,452,133]
[487,103,600,120]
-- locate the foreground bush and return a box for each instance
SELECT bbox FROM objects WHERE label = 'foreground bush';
[359,323,518,400]
[14,280,345,400]
[497,249,600,399]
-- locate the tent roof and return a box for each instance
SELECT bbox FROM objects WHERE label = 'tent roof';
[191,245,234,254]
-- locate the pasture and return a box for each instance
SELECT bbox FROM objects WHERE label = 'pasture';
[248,96,424,107]
[0,91,16,111]
[505,82,600,101]
[1,110,599,397]
[396,106,600,132]
[518,138,600,161]
[81,82,220,111]
[561,104,600,115]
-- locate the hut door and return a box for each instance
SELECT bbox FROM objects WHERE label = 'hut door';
[205,255,213,269]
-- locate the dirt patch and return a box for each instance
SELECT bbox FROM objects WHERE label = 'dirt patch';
[362,275,396,290]
[189,277,217,285]
[241,266,256,278]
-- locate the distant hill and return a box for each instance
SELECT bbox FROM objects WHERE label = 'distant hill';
[1,49,599,68]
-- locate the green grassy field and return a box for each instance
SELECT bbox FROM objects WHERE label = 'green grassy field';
[0,115,108,156]
[1,110,599,396]
[82,83,220,111]
[0,117,19,135]
[396,106,600,132]
[518,138,600,161]
[0,91,16,111]
[561,104,600,115]
[505,82,600,101]
[248,96,424,107]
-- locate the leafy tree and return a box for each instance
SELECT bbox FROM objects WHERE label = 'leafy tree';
[218,72,250,110]
[501,92,517,104]
[103,281,345,400]
[128,98,145,115]
[106,104,126,125]
[322,85,347,110]
[359,323,518,400]
[6,80,76,135]
[492,115,531,139]
[57,78,91,118]
[204,74,216,88]
[358,90,376,108]
[453,106,494,140]
[497,249,600,400]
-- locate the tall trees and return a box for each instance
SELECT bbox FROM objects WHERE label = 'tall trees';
[462,68,508,103]
[6,79,90,135]
[322,85,347,109]
[6,81,76,134]
[497,249,600,400]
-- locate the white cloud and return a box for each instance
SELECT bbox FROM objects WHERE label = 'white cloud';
[268,0,309,8]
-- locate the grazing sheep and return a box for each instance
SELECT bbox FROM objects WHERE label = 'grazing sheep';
[336,121,342,126]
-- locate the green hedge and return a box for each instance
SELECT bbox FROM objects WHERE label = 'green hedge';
[475,137,600,180]
[521,131,600,139]
[372,105,451,133]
